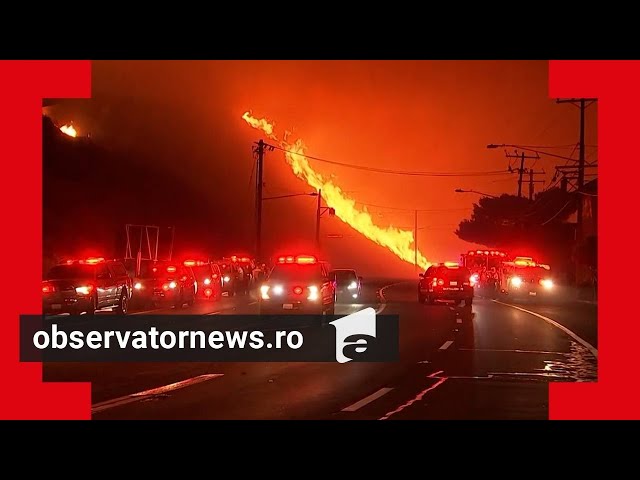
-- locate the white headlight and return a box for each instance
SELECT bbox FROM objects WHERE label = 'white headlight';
[260,285,270,299]
[223,276,230,282]
[541,279,553,289]
[272,285,284,295]
[134,282,142,290]
[348,281,358,290]
[510,276,523,288]
[308,285,319,300]
[204,278,211,285]
[169,281,177,289]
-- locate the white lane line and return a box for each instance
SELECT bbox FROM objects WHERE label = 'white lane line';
[342,387,394,412]
[205,311,222,316]
[459,347,568,355]
[130,308,164,316]
[376,280,407,314]
[439,340,454,350]
[492,299,598,359]
[91,374,223,414]
[379,377,447,420]
[428,370,444,378]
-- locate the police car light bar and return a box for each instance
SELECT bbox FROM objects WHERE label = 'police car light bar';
[278,255,317,264]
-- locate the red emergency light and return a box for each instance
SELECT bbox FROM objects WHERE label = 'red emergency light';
[278,255,317,265]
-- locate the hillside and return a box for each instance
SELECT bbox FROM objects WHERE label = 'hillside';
[42,115,235,273]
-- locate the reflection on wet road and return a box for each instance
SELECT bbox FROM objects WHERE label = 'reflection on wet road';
[43,278,597,420]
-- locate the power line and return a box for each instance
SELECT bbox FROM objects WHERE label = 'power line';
[267,144,511,177]
[541,200,573,226]
[357,200,471,213]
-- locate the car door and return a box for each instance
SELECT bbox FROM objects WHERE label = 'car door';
[95,264,116,307]
[108,262,130,301]
[321,264,334,306]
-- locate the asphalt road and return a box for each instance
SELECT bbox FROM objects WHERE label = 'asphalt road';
[42,279,598,420]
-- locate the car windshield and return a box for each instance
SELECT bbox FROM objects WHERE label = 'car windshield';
[268,264,323,283]
[333,270,357,284]
[46,264,95,280]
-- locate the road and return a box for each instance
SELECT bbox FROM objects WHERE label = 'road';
[42,279,598,420]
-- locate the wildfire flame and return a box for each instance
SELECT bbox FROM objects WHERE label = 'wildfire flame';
[242,111,430,270]
[60,124,77,137]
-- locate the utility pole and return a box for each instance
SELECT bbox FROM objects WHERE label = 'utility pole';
[556,98,597,234]
[316,189,322,248]
[527,169,546,200]
[505,151,539,198]
[414,210,418,271]
[315,190,335,251]
[254,140,265,261]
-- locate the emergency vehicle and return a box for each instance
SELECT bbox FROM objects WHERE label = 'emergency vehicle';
[418,262,474,307]
[499,257,555,300]
[460,249,510,297]
[184,259,223,301]
[42,257,132,315]
[259,254,336,315]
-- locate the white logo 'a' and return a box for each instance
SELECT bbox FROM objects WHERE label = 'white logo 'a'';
[330,307,377,363]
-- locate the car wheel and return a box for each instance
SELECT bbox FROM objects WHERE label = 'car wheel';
[86,294,97,315]
[418,293,426,304]
[115,289,129,315]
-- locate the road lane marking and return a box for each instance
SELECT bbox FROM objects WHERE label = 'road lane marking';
[492,299,598,359]
[428,370,444,378]
[130,307,164,315]
[379,377,447,420]
[459,347,568,355]
[439,340,454,350]
[91,374,224,414]
[205,311,222,316]
[342,387,394,412]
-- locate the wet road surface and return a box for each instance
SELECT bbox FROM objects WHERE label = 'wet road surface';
[42,279,597,419]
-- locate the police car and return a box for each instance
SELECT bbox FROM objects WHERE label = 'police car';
[259,255,336,315]
[418,262,474,307]
[42,257,133,315]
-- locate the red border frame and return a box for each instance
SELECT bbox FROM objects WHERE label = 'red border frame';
[0,60,633,419]
[0,61,91,419]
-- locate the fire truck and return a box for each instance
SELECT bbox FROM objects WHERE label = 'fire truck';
[499,257,555,300]
[460,249,511,297]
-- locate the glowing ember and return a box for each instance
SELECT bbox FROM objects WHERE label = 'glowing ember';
[60,124,77,137]
[242,111,430,270]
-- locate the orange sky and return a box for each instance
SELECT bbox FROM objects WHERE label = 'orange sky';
[44,61,597,277]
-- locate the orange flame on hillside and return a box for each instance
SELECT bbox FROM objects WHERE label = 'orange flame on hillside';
[60,124,77,137]
[242,111,430,270]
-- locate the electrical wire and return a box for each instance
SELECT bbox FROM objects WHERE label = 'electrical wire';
[541,200,573,226]
[268,144,511,178]
[356,201,471,213]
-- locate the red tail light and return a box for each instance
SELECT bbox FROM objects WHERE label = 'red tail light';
[293,286,304,295]
[433,278,444,286]
[42,284,54,293]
